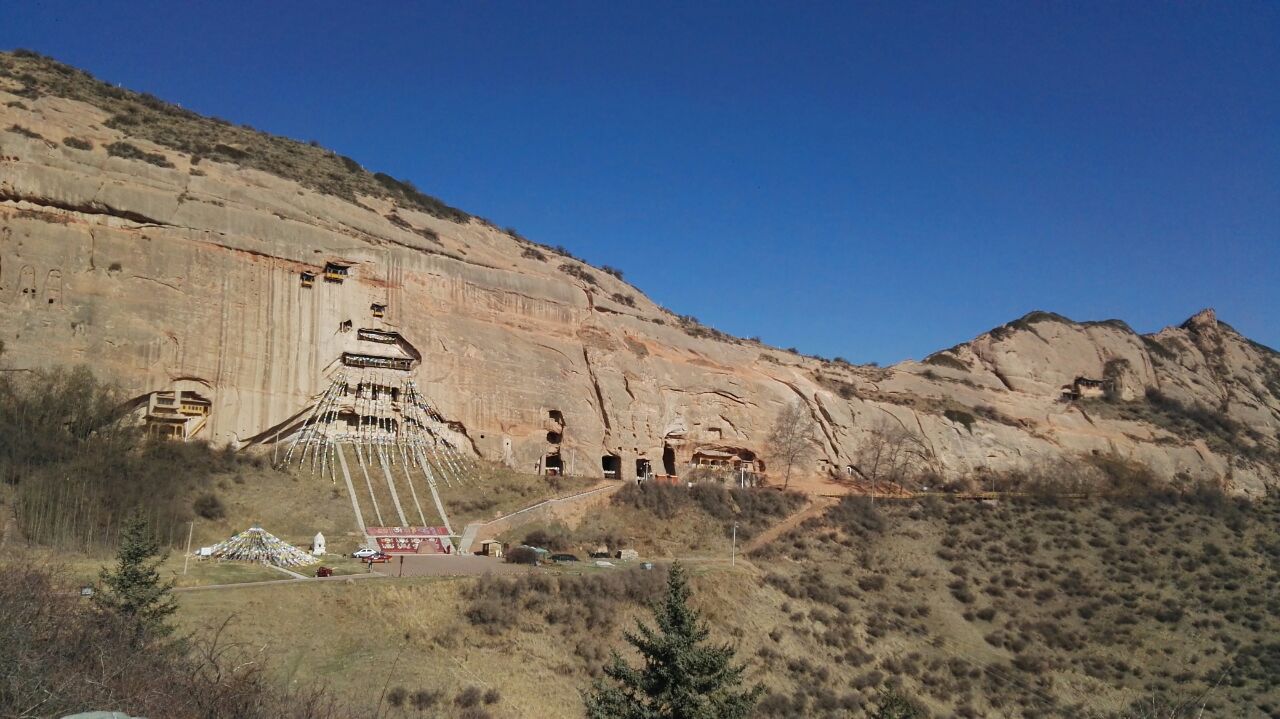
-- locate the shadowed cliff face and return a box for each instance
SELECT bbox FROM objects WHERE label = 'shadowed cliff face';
[1,51,1277,495]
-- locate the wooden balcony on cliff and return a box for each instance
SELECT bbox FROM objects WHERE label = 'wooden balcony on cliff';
[324,262,351,283]
[341,352,412,371]
[357,328,400,343]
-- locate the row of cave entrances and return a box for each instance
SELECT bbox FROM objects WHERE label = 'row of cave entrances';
[542,407,675,479]
[544,446,675,479]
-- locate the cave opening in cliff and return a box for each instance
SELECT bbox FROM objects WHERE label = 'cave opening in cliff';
[371,303,386,318]
[636,459,651,479]
[547,430,562,444]
[662,445,676,476]
[601,454,621,479]
[544,453,563,476]
[300,271,315,288]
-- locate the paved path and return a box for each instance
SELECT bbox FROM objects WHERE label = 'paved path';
[269,565,308,580]
[458,481,622,554]
[394,554,533,577]
[741,495,838,555]
[335,444,367,534]
[173,490,848,593]
[174,571,387,593]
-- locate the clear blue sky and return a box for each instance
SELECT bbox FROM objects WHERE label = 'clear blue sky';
[5,2,1277,363]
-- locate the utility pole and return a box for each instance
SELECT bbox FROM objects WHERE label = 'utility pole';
[182,520,194,575]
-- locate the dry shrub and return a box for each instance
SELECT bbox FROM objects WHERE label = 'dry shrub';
[464,567,666,640]
[523,525,573,551]
[825,496,885,537]
[0,365,252,549]
[505,546,540,565]
[0,563,359,718]
[614,482,804,539]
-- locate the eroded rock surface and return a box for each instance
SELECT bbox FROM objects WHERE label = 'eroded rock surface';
[1,53,1277,495]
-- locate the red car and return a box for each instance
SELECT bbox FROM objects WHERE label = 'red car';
[315,566,334,578]
[365,552,392,564]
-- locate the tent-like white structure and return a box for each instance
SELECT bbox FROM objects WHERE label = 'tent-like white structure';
[208,526,318,568]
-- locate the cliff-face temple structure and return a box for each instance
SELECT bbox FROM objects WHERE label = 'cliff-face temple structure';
[279,325,470,535]
[1,52,1278,497]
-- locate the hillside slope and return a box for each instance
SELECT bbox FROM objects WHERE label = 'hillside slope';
[1,51,1277,494]
[169,491,1280,718]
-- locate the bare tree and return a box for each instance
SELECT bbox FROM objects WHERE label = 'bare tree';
[855,419,931,493]
[767,399,817,490]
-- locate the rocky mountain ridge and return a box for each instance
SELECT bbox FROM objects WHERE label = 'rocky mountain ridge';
[1,50,1277,495]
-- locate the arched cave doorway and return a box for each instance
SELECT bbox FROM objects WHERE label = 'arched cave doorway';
[544,453,563,476]
[662,445,676,476]
[601,454,621,479]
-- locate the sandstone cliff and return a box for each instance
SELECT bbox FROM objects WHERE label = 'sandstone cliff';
[1,52,1277,495]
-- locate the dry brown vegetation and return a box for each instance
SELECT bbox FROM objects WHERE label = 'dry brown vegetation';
[504,483,807,558]
[464,567,668,674]
[0,360,598,559]
[749,490,1280,717]
[0,563,361,718]
[1081,389,1278,466]
[438,466,597,527]
[0,364,261,550]
[612,482,806,542]
[0,50,470,223]
[152,479,1280,718]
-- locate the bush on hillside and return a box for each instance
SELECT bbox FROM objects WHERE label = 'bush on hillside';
[0,563,358,718]
[193,492,227,520]
[105,140,175,168]
[0,364,254,549]
[8,123,44,140]
[558,263,598,286]
[523,526,573,551]
[62,135,93,150]
[506,546,539,565]
[612,482,805,540]
[465,567,666,643]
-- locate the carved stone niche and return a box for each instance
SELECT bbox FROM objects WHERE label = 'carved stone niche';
[45,269,62,307]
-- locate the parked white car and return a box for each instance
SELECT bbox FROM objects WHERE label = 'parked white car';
[352,548,380,559]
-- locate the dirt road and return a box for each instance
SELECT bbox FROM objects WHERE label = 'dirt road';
[741,495,838,555]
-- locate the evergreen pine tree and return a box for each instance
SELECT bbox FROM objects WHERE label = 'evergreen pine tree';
[94,510,177,638]
[583,562,762,719]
